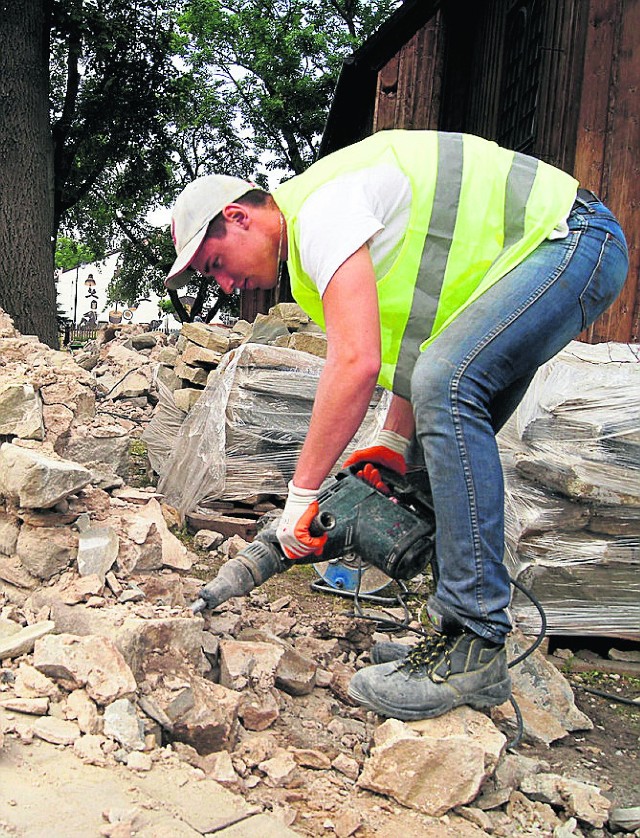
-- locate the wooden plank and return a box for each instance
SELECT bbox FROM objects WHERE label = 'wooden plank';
[186,511,259,541]
[547,654,640,678]
[587,0,640,344]
[374,53,400,130]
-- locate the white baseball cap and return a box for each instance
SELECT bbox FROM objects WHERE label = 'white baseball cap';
[165,175,255,290]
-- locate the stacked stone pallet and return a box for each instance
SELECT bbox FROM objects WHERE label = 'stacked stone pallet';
[154,302,328,415]
[499,341,640,637]
[146,303,388,511]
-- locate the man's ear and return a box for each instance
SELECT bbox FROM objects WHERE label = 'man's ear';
[221,203,250,228]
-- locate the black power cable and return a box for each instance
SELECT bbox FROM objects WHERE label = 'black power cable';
[311,560,550,750]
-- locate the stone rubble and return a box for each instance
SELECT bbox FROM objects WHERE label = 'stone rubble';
[0,306,635,836]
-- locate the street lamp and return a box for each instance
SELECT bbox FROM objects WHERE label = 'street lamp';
[73,265,79,325]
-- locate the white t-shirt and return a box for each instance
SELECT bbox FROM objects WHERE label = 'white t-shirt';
[295,163,570,297]
[296,164,412,297]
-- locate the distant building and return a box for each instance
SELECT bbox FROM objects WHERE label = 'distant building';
[56,252,180,331]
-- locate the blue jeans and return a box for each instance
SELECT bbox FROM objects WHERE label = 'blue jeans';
[410,194,629,642]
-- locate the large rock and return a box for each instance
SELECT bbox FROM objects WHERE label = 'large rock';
[357,710,506,816]
[145,674,241,755]
[0,443,91,508]
[491,631,592,745]
[17,523,78,580]
[33,633,137,705]
[0,382,44,440]
[180,322,231,353]
[54,422,130,479]
[115,615,206,682]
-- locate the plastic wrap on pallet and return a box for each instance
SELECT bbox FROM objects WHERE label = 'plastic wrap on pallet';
[141,371,187,476]
[498,340,640,636]
[157,342,389,515]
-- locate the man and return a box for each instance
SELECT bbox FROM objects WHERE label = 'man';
[166,130,628,721]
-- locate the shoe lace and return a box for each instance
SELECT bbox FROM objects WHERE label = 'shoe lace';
[402,633,451,678]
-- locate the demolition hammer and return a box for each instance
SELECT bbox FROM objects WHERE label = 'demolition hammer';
[190,465,437,613]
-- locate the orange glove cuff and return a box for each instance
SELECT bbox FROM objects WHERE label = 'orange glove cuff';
[342,444,407,476]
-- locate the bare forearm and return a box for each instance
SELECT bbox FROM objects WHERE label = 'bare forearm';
[383,393,415,440]
[293,358,378,489]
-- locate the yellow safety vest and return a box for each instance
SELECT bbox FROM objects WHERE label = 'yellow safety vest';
[274,130,578,398]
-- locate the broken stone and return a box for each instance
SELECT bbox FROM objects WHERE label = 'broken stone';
[173,388,204,412]
[0,382,44,440]
[33,633,137,705]
[491,631,592,744]
[107,370,151,401]
[76,514,119,581]
[506,789,562,834]
[55,423,131,479]
[287,332,327,359]
[291,748,332,770]
[33,715,81,746]
[0,443,91,509]
[13,662,60,698]
[137,498,194,571]
[331,752,360,781]
[609,806,640,832]
[73,733,109,766]
[181,342,224,368]
[0,617,21,641]
[126,750,152,771]
[0,696,49,715]
[520,773,611,828]
[65,689,101,734]
[103,698,146,751]
[193,530,224,551]
[147,674,241,755]
[59,572,105,605]
[130,333,158,351]
[174,359,209,386]
[258,748,299,788]
[0,553,40,591]
[16,523,78,580]
[238,687,280,731]
[115,615,206,682]
[357,711,506,817]
[180,322,231,353]
[0,511,20,556]
[268,303,309,329]
[0,620,55,660]
[274,647,317,696]
[219,640,284,691]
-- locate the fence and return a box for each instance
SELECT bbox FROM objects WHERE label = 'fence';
[63,326,97,348]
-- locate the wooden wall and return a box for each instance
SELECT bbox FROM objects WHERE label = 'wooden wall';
[372,0,639,344]
[574,0,640,344]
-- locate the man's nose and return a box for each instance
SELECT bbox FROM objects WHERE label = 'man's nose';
[216,274,234,294]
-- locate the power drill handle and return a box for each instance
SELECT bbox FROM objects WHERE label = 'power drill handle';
[309,510,336,537]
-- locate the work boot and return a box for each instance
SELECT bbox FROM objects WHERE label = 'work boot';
[349,630,511,721]
[369,641,411,665]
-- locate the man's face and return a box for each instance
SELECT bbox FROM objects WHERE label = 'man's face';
[190,208,280,295]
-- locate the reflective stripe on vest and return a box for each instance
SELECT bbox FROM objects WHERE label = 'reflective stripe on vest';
[393,133,540,394]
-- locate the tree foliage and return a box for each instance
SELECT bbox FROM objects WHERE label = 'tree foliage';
[49,0,400,323]
[55,235,97,271]
[50,0,188,249]
[180,0,400,175]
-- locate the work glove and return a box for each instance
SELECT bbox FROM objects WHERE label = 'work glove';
[276,481,328,560]
[342,429,410,493]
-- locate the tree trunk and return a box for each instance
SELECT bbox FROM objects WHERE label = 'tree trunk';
[0,0,58,348]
